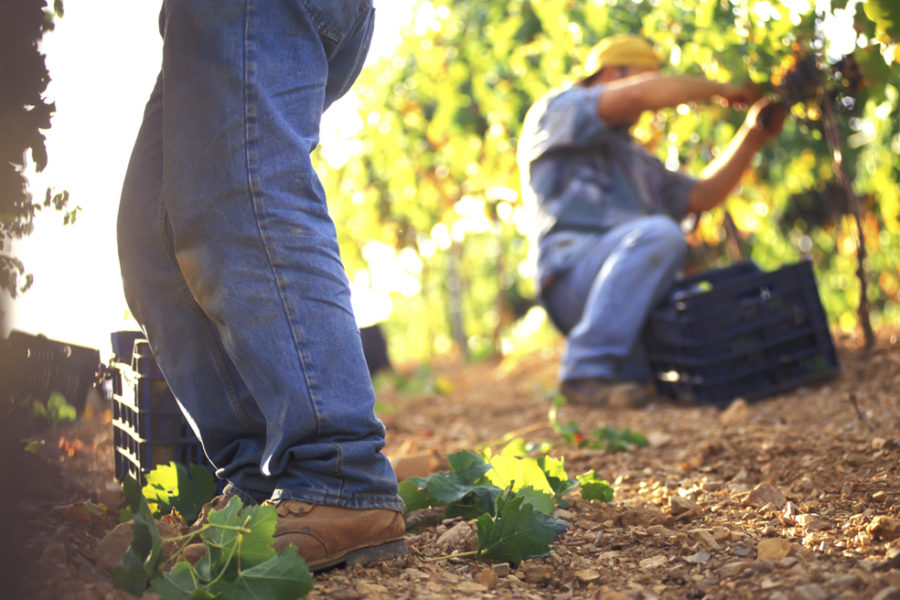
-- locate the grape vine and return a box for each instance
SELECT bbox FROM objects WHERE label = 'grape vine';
[770,46,874,348]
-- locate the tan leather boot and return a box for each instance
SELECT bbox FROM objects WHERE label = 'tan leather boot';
[266,499,407,571]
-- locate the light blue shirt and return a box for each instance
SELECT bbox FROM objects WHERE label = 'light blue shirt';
[518,84,696,288]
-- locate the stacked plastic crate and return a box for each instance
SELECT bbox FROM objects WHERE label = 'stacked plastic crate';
[642,260,840,407]
[111,336,213,485]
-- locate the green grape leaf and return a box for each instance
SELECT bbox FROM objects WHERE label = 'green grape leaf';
[475,493,569,567]
[211,546,313,600]
[398,479,433,514]
[483,454,556,514]
[199,497,277,579]
[447,450,493,483]
[112,477,164,595]
[589,426,649,452]
[406,471,500,519]
[577,470,615,503]
[142,461,218,523]
[147,562,207,600]
[537,455,577,502]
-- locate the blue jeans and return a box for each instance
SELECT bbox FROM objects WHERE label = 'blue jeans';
[542,215,687,383]
[117,0,402,511]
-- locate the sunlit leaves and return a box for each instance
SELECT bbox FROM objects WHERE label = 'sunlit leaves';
[317,0,900,357]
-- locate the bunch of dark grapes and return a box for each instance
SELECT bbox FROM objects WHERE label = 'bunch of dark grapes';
[774,53,822,107]
[830,53,864,112]
[772,50,865,115]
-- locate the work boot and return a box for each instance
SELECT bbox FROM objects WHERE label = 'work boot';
[560,378,654,409]
[266,499,408,571]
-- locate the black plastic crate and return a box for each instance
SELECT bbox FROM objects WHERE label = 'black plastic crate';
[642,260,839,407]
[112,339,213,485]
[1,330,100,413]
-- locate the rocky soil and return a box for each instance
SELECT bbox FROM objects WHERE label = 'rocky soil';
[3,327,900,600]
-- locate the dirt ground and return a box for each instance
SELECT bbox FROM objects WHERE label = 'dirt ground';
[3,327,900,600]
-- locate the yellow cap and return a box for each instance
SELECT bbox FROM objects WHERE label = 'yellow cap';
[583,34,661,78]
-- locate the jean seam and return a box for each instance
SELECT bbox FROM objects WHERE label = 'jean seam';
[298,0,370,43]
[242,0,324,441]
[156,202,255,428]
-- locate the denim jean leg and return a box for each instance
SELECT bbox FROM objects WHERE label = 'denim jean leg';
[553,215,687,383]
[157,0,400,510]
[117,74,273,504]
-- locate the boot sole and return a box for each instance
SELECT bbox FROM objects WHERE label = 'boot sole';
[308,538,408,572]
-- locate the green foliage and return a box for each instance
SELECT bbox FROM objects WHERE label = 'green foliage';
[316,0,900,361]
[475,491,568,567]
[113,478,313,599]
[112,477,164,595]
[548,396,649,452]
[576,470,615,503]
[0,0,77,300]
[591,426,650,452]
[22,438,44,454]
[399,441,613,520]
[142,461,218,524]
[400,450,500,518]
[31,391,76,427]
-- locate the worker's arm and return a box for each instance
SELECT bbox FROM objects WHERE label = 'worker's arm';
[686,99,788,214]
[596,72,761,126]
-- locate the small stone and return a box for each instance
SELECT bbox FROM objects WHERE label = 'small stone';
[597,587,631,600]
[670,495,696,516]
[868,516,900,541]
[720,398,750,426]
[522,563,554,584]
[718,560,754,577]
[475,567,498,589]
[492,563,511,577]
[794,583,828,600]
[355,582,388,596]
[456,581,488,594]
[639,555,668,569]
[575,569,602,584]
[757,538,794,561]
[688,528,720,550]
[744,482,786,509]
[684,550,711,564]
[98,522,133,570]
[873,491,888,503]
[776,556,799,568]
[797,514,834,531]
[872,586,900,600]
[435,521,473,549]
[831,573,860,587]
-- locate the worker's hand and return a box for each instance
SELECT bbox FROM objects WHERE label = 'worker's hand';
[719,81,763,108]
[746,98,788,140]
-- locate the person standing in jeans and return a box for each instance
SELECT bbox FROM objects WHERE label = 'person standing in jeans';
[117,0,406,571]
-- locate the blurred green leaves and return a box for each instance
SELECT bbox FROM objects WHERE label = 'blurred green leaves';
[319,0,900,361]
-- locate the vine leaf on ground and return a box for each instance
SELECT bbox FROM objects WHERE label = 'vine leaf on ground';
[400,450,500,518]
[142,461,218,524]
[475,492,569,567]
[577,470,615,503]
[195,497,279,582]
[590,426,649,452]
[111,477,164,596]
[211,546,313,600]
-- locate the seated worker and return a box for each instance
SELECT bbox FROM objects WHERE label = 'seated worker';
[517,34,786,408]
